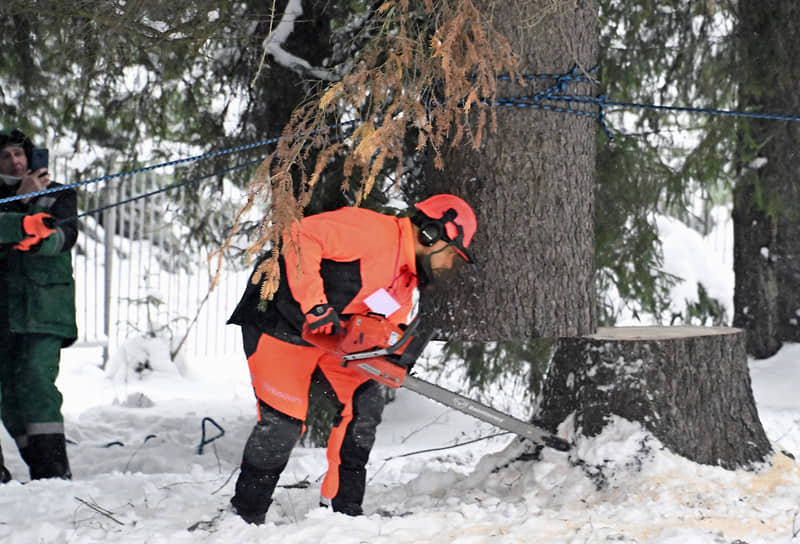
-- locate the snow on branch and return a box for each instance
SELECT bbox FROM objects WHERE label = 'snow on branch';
[259,0,337,82]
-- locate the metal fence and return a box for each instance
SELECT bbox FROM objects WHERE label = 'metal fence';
[55,159,252,362]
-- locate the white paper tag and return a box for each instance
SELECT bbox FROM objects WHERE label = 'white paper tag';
[363,288,402,317]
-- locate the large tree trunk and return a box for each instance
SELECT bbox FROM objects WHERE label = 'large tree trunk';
[536,326,771,469]
[734,0,800,358]
[732,183,782,358]
[420,0,598,341]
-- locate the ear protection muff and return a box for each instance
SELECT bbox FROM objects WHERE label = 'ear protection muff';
[418,220,443,246]
[416,208,457,246]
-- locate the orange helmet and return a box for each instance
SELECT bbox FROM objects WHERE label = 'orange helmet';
[413,194,477,264]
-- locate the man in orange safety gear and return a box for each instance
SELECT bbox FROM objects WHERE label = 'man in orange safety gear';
[227,193,477,524]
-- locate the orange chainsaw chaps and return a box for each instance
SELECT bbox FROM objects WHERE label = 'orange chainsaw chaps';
[347,357,407,389]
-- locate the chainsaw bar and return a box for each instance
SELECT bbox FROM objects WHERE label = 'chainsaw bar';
[303,314,570,451]
[401,375,571,452]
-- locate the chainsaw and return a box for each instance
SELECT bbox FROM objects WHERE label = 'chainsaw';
[302,313,570,452]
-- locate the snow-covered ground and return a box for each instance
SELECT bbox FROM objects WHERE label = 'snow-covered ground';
[2,208,800,543]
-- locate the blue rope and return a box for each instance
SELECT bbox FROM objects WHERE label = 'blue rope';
[0,140,270,206]
[497,65,600,84]
[496,65,800,140]
[48,119,357,224]
[493,98,600,119]
[494,65,612,137]
[580,94,800,122]
[495,98,613,140]
[0,119,358,206]
[54,158,262,226]
[533,65,594,102]
[6,66,799,212]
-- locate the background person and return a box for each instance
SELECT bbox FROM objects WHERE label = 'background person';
[0,128,78,481]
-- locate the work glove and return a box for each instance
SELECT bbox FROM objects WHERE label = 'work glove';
[14,213,56,251]
[305,304,342,336]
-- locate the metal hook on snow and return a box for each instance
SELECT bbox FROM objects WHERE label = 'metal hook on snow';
[197,417,225,455]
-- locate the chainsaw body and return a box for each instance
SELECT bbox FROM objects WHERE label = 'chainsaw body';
[302,314,429,388]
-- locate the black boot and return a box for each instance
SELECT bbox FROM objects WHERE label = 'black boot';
[230,460,280,525]
[231,499,271,525]
[20,433,72,480]
[319,496,362,516]
[330,466,367,516]
[331,500,364,516]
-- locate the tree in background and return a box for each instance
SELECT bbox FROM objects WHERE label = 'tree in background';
[596,0,737,326]
[596,0,800,360]
[733,0,800,358]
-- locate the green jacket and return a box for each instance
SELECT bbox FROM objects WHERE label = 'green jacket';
[0,176,78,344]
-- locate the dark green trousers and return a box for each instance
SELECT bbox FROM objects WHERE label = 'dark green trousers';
[0,332,65,439]
[0,330,70,479]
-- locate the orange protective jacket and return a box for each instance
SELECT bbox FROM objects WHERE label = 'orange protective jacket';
[228,207,419,345]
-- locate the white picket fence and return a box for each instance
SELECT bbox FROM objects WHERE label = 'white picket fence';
[55,159,252,362]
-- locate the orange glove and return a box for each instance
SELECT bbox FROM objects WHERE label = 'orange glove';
[14,213,56,251]
[305,304,342,336]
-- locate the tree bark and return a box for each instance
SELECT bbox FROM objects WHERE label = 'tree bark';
[732,183,782,358]
[536,326,771,469]
[734,0,800,358]
[420,0,598,341]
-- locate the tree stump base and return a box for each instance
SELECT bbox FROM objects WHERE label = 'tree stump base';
[536,326,772,469]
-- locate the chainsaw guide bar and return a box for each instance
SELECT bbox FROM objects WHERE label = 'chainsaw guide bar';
[302,314,571,452]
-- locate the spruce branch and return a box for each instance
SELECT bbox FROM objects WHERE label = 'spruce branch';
[214,0,520,298]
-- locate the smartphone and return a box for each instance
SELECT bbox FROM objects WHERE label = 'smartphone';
[31,147,49,173]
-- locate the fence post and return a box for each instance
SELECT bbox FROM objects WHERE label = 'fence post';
[102,183,116,368]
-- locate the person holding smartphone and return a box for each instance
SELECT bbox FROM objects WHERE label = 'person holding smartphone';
[0,128,78,482]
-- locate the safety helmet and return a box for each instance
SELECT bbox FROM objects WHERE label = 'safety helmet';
[413,194,477,264]
[0,128,34,165]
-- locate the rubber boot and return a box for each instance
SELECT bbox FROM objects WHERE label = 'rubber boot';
[20,433,72,480]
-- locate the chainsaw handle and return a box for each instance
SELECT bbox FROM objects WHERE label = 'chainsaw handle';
[300,321,345,351]
[383,317,421,355]
[392,327,437,368]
